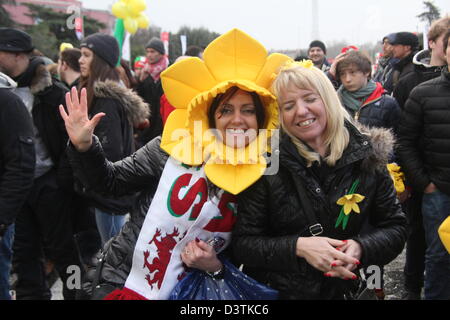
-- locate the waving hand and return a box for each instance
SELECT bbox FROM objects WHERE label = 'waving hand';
[59,87,105,152]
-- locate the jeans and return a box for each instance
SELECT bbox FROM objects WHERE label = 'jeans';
[94,208,126,246]
[422,190,450,300]
[0,224,14,300]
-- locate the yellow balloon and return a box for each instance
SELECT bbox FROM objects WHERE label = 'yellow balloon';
[129,0,146,15]
[112,2,128,19]
[124,17,138,34]
[137,13,149,29]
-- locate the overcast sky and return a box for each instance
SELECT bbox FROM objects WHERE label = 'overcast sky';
[81,0,450,51]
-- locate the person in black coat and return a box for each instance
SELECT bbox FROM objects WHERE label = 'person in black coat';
[397,30,450,300]
[392,17,449,300]
[78,33,150,246]
[0,27,83,300]
[232,61,407,300]
[0,72,35,300]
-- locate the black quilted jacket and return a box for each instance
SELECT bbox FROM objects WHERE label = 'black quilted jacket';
[397,69,450,196]
[232,124,407,300]
[67,136,168,298]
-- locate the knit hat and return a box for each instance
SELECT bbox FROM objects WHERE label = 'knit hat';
[390,32,419,49]
[0,28,34,53]
[146,37,165,55]
[80,33,119,67]
[309,40,327,54]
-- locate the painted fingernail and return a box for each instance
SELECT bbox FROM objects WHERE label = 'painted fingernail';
[355,260,361,265]
[324,273,331,277]
[352,275,358,280]
[342,240,348,243]
[331,263,337,267]
[195,238,200,243]
[336,247,341,251]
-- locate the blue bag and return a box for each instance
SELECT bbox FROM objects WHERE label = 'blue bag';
[168,258,278,300]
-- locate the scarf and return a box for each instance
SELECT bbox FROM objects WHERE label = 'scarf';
[338,80,379,112]
[146,56,169,82]
[105,157,236,300]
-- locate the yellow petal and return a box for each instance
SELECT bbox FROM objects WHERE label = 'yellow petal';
[205,157,267,195]
[203,29,268,83]
[351,202,361,214]
[161,58,217,109]
[343,202,352,215]
[255,53,292,90]
[438,216,450,254]
[352,194,365,203]
[337,197,347,206]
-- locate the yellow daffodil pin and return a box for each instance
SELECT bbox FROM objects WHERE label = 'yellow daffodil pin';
[438,216,450,254]
[335,180,365,230]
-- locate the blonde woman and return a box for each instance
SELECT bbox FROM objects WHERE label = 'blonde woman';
[232,61,407,299]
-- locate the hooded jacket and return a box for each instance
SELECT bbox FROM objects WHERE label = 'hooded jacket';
[12,57,69,174]
[74,80,150,214]
[397,69,450,196]
[393,50,446,109]
[232,123,407,299]
[0,73,35,227]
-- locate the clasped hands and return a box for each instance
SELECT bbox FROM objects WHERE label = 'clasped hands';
[296,237,362,280]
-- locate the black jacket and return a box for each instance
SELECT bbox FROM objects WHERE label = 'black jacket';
[232,124,407,299]
[392,51,417,90]
[0,74,35,227]
[135,77,164,147]
[393,50,445,110]
[343,93,401,138]
[74,80,150,214]
[67,136,168,297]
[397,69,450,196]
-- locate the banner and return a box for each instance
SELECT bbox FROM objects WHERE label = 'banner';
[161,31,170,57]
[122,32,131,62]
[75,16,84,40]
[180,35,187,55]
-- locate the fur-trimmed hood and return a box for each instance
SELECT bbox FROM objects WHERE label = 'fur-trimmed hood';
[356,123,395,173]
[29,62,53,95]
[93,80,150,127]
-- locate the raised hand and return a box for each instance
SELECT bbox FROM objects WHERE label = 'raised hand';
[59,87,105,152]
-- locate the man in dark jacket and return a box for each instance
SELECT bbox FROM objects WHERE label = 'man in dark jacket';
[373,34,399,94]
[390,32,420,91]
[308,40,331,72]
[397,29,450,300]
[0,28,82,300]
[393,17,449,300]
[0,72,35,300]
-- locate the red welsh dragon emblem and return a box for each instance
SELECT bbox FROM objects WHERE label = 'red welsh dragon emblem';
[143,227,185,289]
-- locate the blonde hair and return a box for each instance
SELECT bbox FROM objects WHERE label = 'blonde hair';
[273,63,352,167]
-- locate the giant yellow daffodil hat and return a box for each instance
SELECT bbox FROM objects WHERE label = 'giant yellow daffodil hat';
[160,29,290,195]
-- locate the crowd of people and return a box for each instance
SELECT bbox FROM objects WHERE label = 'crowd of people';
[0,15,449,301]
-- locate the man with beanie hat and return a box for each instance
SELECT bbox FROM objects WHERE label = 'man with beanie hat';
[308,40,331,72]
[0,28,82,300]
[135,37,169,147]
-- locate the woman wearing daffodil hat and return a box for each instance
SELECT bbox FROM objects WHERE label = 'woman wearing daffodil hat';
[59,29,290,300]
[232,60,408,299]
